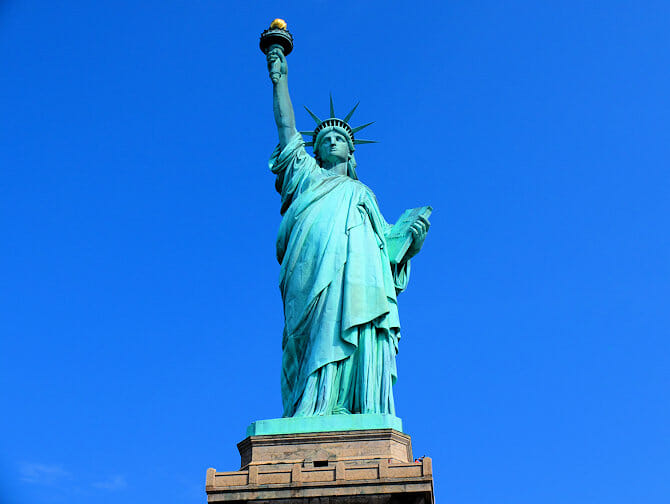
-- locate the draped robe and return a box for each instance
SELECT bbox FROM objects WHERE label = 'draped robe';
[270,133,410,417]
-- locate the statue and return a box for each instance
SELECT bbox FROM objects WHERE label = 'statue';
[261,20,431,419]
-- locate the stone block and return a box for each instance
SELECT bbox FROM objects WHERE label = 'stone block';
[206,428,434,504]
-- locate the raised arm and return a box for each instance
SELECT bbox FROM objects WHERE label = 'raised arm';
[267,46,297,149]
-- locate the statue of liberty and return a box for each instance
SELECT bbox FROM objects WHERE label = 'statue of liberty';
[263,23,430,419]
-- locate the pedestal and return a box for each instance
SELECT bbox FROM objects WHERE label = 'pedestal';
[206,420,434,504]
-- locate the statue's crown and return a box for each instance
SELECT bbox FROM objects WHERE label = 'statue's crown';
[300,95,376,150]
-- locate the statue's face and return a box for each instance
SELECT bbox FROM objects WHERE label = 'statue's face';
[317,130,350,166]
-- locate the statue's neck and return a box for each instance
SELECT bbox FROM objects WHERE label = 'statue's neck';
[321,160,348,176]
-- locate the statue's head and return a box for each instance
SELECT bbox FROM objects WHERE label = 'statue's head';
[313,127,358,179]
[314,126,353,164]
[301,96,375,179]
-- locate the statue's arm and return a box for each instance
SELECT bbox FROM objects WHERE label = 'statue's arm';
[267,47,297,149]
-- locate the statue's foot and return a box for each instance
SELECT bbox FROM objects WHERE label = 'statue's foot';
[332,406,351,415]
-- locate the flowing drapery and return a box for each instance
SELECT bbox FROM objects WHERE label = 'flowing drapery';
[270,133,409,417]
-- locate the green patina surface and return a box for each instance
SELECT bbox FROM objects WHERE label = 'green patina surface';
[258,23,431,431]
[246,414,403,436]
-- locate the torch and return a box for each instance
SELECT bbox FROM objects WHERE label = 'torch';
[259,19,294,82]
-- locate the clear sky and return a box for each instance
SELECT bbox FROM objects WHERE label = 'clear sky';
[1,1,669,503]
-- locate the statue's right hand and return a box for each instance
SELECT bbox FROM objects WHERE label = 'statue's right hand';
[267,46,287,84]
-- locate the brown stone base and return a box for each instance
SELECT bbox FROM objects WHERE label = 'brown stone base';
[206,429,434,504]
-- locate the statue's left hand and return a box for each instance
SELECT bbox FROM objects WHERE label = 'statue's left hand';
[404,215,430,261]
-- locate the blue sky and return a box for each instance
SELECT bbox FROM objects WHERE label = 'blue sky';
[1,1,669,503]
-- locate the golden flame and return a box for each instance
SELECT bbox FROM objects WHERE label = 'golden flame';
[270,18,287,30]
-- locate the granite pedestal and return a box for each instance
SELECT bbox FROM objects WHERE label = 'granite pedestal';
[206,417,434,504]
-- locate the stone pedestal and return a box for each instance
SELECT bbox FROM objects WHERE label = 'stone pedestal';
[206,428,434,504]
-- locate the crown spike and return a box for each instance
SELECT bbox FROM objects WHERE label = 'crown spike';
[353,139,377,145]
[299,130,315,136]
[304,142,314,147]
[304,106,322,124]
[351,121,375,134]
[343,102,360,123]
[329,93,336,118]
